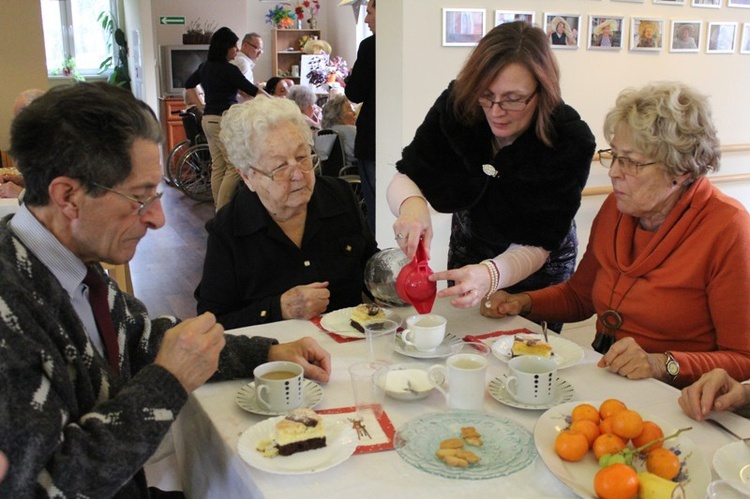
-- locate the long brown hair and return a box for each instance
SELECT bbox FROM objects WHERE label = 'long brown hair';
[451,21,562,147]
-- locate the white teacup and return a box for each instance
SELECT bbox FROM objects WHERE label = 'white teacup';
[254,361,304,412]
[402,314,447,352]
[503,356,557,405]
[428,351,488,410]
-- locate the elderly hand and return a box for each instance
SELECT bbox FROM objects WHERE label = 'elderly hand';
[393,197,432,261]
[679,368,750,421]
[281,282,330,320]
[269,336,332,383]
[0,181,22,199]
[596,336,663,381]
[154,312,226,393]
[480,290,532,318]
[431,264,490,308]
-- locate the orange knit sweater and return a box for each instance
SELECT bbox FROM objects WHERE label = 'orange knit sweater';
[527,177,750,386]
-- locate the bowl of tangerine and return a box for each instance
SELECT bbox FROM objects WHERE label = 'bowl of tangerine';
[533,399,711,499]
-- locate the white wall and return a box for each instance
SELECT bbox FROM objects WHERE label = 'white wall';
[378,0,750,275]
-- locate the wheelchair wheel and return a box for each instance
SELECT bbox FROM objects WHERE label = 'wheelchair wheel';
[176,144,213,203]
[340,174,367,221]
[165,140,190,187]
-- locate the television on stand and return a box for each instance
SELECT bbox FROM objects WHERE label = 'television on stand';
[160,45,209,96]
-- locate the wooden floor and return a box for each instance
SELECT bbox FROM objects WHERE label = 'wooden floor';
[129,182,215,320]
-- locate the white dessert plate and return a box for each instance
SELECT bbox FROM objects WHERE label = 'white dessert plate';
[713,440,750,490]
[319,306,402,338]
[534,401,711,498]
[488,376,575,410]
[236,380,323,416]
[491,334,584,370]
[385,364,435,401]
[394,411,536,480]
[394,333,463,359]
[237,416,358,474]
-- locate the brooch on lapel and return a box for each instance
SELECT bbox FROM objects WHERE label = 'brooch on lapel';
[482,164,499,178]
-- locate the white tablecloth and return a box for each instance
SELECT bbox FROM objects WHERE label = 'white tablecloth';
[170,299,736,498]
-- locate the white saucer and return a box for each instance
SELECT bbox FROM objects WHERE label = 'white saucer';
[488,376,574,410]
[713,440,750,490]
[394,333,462,359]
[236,380,323,416]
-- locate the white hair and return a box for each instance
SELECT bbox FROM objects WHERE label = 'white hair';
[220,97,313,174]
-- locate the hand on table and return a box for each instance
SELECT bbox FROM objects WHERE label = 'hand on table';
[393,197,432,261]
[596,336,663,381]
[0,181,22,199]
[431,264,490,309]
[281,282,330,320]
[269,336,332,383]
[678,368,750,421]
[155,312,226,392]
[480,290,531,318]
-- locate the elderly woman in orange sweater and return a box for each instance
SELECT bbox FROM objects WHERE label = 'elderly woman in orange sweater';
[482,82,750,387]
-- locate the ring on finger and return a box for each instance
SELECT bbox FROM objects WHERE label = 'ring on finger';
[395,233,404,240]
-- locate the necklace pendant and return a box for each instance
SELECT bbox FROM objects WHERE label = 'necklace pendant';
[601,309,623,331]
[482,164,499,178]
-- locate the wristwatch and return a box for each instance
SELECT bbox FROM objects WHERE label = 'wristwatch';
[665,352,680,382]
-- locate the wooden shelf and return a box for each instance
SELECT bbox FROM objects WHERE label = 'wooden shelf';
[271,28,321,78]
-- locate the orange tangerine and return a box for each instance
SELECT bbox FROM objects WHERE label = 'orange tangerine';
[570,419,600,448]
[571,403,601,425]
[554,430,589,462]
[592,433,627,461]
[632,421,665,453]
[599,416,615,435]
[594,463,639,499]
[611,409,644,440]
[599,398,628,420]
[646,448,681,480]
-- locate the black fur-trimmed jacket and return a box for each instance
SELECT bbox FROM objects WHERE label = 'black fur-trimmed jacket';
[397,83,596,291]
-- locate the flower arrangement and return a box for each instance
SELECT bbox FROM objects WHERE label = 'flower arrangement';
[291,1,320,22]
[265,5,295,28]
[306,55,349,87]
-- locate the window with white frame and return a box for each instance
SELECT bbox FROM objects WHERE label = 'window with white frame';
[40,0,117,76]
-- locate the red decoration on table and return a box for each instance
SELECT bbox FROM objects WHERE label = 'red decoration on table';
[463,328,534,343]
[317,406,395,454]
[309,316,363,343]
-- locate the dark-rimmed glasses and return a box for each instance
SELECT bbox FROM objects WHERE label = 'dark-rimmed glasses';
[478,88,538,112]
[597,149,657,176]
[246,42,263,53]
[247,153,320,182]
[91,183,163,216]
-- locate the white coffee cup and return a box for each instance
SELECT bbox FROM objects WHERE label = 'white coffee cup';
[428,352,488,410]
[503,356,557,405]
[254,361,304,412]
[402,314,447,352]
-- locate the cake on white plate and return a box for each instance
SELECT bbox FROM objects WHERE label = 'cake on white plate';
[257,408,327,458]
[511,333,553,358]
[349,303,386,333]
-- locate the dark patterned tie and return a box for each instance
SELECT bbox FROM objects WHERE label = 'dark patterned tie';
[84,265,120,374]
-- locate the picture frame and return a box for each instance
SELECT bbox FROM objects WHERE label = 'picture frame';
[654,0,685,4]
[670,20,702,52]
[494,10,535,28]
[728,0,750,8]
[630,18,665,51]
[692,0,721,8]
[442,8,486,47]
[707,22,737,53]
[544,13,582,49]
[742,23,750,54]
[612,0,645,3]
[588,16,625,50]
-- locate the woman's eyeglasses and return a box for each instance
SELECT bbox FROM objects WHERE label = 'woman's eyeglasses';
[597,149,657,176]
[248,154,320,182]
[478,88,538,112]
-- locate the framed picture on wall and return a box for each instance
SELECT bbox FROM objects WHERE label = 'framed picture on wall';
[442,8,486,47]
[630,18,664,51]
[670,20,702,52]
[728,0,750,8]
[692,0,720,8]
[544,13,582,49]
[654,0,685,4]
[742,23,750,53]
[707,22,737,53]
[612,0,645,3]
[588,16,625,50]
[494,10,535,27]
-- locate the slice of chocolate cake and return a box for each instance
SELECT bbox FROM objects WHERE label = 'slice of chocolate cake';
[349,303,386,332]
[274,408,327,456]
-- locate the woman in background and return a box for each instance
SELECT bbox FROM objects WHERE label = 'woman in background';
[320,94,357,166]
[287,85,322,130]
[185,27,260,210]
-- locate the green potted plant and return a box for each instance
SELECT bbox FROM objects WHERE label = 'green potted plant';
[98,10,130,90]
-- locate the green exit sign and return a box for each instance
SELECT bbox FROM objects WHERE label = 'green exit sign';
[159,16,185,25]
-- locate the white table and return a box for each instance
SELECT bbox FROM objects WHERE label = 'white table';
[170,299,736,498]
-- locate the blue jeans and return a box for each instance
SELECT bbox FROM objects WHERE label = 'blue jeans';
[358,159,376,234]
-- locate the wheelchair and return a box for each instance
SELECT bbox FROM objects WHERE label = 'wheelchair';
[315,129,366,221]
[165,107,213,203]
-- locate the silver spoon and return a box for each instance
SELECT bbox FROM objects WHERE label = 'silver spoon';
[541,320,549,343]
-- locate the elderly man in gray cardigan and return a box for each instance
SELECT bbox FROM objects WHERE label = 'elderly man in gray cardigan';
[0,82,330,497]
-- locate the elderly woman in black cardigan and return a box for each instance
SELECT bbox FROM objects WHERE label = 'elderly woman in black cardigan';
[387,22,595,327]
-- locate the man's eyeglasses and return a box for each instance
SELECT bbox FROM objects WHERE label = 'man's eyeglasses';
[91,183,163,216]
[597,149,657,176]
[478,88,538,112]
[247,153,320,182]
[247,42,263,53]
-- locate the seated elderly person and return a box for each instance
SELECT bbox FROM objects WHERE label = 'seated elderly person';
[264,77,292,98]
[287,84,322,130]
[679,368,750,421]
[483,82,750,387]
[320,94,358,166]
[194,97,377,329]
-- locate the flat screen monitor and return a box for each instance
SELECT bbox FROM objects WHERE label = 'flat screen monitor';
[161,45,209,96]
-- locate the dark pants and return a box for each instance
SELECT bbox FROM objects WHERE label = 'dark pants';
[358,158,376,234]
